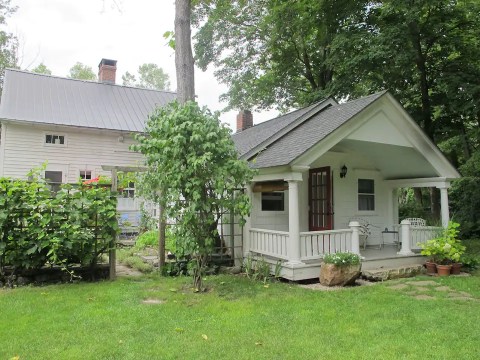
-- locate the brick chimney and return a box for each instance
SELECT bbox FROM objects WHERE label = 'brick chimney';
[98,58,117,84]
[236,110,253,132]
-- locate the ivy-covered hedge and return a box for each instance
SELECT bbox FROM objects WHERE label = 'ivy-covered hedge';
[0,177,118,279]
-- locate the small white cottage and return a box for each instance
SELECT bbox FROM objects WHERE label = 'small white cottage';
[231,91,460,280]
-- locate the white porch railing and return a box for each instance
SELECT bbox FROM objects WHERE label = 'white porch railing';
[249,228,290,260]
[409,226,442,249]
[300,229,353,261]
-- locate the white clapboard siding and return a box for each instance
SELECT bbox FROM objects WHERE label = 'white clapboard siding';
[1,123,144,181]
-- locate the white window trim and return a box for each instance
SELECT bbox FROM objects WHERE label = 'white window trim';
[357,178,376,214]
[259,191,287,214]
[44,132,67,147]
[79,170,93,181]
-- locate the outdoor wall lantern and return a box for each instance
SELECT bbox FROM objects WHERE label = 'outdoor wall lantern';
[340,164,348,178]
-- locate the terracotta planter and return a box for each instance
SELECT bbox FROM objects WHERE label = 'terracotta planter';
[451,262,462,275]
[425,261,437,275]
[436,264,452,276]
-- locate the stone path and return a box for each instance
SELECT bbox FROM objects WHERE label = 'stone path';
[386,279,478,301]
[116,263,143,277]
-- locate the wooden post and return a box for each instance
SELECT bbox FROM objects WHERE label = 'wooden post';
[158,200,166,270]
[398,219,414,256]
[109,168,117,280]
[349,221,361,255]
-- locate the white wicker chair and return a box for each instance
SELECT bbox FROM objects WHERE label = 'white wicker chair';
[348,217,371,249]
[404,218,426,227]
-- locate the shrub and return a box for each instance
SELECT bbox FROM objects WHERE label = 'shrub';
[323,252,361,266]
[419,221,466,264]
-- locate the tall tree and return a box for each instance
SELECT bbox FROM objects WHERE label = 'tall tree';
[68,62,97,81]
[193,0,367,111]
[175,0,195,103]
[0,0,18,91]
[121,63,170,90]
[31,63,52,75]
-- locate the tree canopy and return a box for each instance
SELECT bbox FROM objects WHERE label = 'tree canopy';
[0,0,18,91]
[67,62,97,81]
[121,63,170,90]
[31,63,52,75]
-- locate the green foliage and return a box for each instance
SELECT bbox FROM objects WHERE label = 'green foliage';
[133,101,255,291]
[138,203,156,233]
[0,0,18,91]
[121,63,170,90]
[116,249,154,273]
[0,170,118,280]
[243,255,275,284]
[323,252,361,266]
[419,222,466,264]
[67,62,97,81]
[31,63,52,75]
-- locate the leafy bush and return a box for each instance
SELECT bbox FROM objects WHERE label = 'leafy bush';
[0,172,118,280]
[323,252,361,266]
[419,222,466,264]
[135,228,179,255]
[117,249,153,273]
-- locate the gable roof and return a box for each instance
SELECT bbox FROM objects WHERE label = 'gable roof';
[232,99,335,158]
[234,91,387,168]
[0,69,176,132]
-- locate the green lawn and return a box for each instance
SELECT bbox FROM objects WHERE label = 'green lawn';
[1,274,479,360]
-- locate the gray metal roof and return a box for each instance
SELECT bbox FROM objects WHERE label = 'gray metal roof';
[0,69,176,132]
[247,91,387,168]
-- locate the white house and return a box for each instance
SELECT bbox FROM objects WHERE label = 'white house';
[230,91,460,280]
[0,59,176,224]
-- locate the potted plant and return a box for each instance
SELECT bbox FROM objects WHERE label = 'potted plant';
[419,222,466,276]
[319,252,361,286]
[418,240,440,275]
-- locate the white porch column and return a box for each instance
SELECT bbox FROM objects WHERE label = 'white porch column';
[243,183,253,258]
[287,179,302,265]
[398,219,414,256]
[349,221,361,256]
[438,186,450,228]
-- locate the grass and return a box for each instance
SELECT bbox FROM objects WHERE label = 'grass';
[1,273,480,360]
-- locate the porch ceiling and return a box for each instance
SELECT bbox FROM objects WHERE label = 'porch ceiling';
[331,139,438,179]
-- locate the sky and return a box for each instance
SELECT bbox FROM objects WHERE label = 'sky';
[5,0,277,130]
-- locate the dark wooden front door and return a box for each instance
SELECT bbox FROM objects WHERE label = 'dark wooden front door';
[309,167,333,231]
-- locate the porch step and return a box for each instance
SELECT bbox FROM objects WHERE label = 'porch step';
[362,265,426,281]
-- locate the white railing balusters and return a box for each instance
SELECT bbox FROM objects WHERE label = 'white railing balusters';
[249,228,289,260]
[300,229,353,261]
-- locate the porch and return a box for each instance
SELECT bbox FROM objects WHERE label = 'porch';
[248,224,442,280]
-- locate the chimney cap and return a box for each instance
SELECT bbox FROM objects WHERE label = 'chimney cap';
[99,58,117,67]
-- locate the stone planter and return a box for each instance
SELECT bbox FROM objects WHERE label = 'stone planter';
[319,263,362,286]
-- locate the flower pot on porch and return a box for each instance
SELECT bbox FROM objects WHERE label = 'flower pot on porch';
[436,264,452,276]
[450,262,462,275]
[425,261,437,275]
[319,263,362,287]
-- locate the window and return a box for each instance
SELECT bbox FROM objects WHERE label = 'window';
[358,179,375,211]
[45,171,63,192]
[261,191,285,211]
[45,134,65,145]
[80,170,92,181]
[122,182,135,198]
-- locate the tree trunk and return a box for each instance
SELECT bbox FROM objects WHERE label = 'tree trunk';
[175,0,195,103]
[413,188,423,206]
[158,202,166,269]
